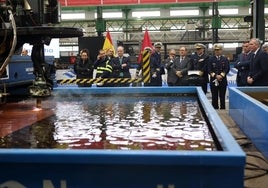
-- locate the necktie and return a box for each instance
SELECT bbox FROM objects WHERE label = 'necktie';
[244,53,247,60]
[119,57,123,77]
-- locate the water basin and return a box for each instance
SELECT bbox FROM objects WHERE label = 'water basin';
[0,86,245,188]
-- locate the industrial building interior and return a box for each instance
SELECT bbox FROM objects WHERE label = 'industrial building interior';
[57,0,268,63]
[0,0,268,187]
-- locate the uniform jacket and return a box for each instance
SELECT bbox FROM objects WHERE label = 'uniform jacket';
[94,56,112,78]
[208,55,230,86]
[190,52,209,82]
[148,52,165,86]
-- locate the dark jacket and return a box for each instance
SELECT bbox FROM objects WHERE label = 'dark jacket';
[173,56,191,86]
[190,52,209,82]
[110,56,131,79]
[94,56,113,79]
[165,56,178,86]
[248,50,268,86]
[234,52,252,86]
[147,52,165,86]
[74,58,94,79]
[74,58,94,87]
[208,55,230,86]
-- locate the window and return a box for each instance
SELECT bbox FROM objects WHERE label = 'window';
[170,9,199,16]
[103,12,123,18]
[209,8,238,15]
[61,13,85,20]
[132,11,160,18]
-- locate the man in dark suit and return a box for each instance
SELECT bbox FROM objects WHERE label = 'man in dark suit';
[165,49,177,86]
[234,41,252,86]
[173,46,191,86]
[247,38,268,86]
[110,46,131,87]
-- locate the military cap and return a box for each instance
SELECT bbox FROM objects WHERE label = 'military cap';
[144,46,153,51]
[154,42,163,48]
[213,43,223,50]
[194,43,206,49]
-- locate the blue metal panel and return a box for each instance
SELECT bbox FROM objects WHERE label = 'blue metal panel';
[229,87,268,159]
[1,55,54,84]
[0,87,245,188]
[1,56,35,83]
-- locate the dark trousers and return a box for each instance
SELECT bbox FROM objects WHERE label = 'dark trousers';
[210,84,227,109]
[188,76,207,94]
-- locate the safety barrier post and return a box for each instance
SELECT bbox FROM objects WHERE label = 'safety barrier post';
[142,49,151,84]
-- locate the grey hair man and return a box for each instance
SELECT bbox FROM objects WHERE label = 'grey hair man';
[247,38,268,86]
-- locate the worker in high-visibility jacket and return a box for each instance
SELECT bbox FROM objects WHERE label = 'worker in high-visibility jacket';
[94,49,113,87]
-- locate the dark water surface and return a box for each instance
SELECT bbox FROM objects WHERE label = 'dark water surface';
[0,94,217,151]
[244,91,268,105]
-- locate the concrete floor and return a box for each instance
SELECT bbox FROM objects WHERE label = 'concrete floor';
[216,102,268,188]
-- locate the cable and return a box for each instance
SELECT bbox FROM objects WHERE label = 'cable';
[0,7,17,76]
[247,153,268,164]
[0,16,8,50]
[244,157,268,180]
[235,136,248,140]
[244,171,268,180]
[245,162,268,171]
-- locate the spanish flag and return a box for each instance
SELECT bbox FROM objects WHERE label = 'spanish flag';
[103,31,116,56]
[138,29,153,63]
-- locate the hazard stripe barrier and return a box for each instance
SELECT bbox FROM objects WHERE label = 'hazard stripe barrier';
[57,49,151,85]
[58,78,143,85]
[142,50,151,83]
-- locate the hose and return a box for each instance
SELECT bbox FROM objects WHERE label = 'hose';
[0,7,17,76]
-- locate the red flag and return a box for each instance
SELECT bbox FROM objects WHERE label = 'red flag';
[103,31,116,56]
[138,29,153,63]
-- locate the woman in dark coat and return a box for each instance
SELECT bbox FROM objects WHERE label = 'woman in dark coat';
[74,48,94,87]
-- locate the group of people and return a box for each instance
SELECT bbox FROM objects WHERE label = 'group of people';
[235,38,268,87]
[74,46,132,87]
[73,37,268,110]
[162,42,229,109]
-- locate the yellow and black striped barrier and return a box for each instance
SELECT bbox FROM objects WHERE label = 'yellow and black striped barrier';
[58,77,143,85]
[142,50,151,84]
[57,49,151,85]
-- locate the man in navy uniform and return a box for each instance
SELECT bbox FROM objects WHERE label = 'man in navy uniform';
[208,44,230,109]
[189,43,209,93]
[145,42,165,86]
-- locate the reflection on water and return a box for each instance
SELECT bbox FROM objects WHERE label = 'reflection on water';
[0,95,217,151]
